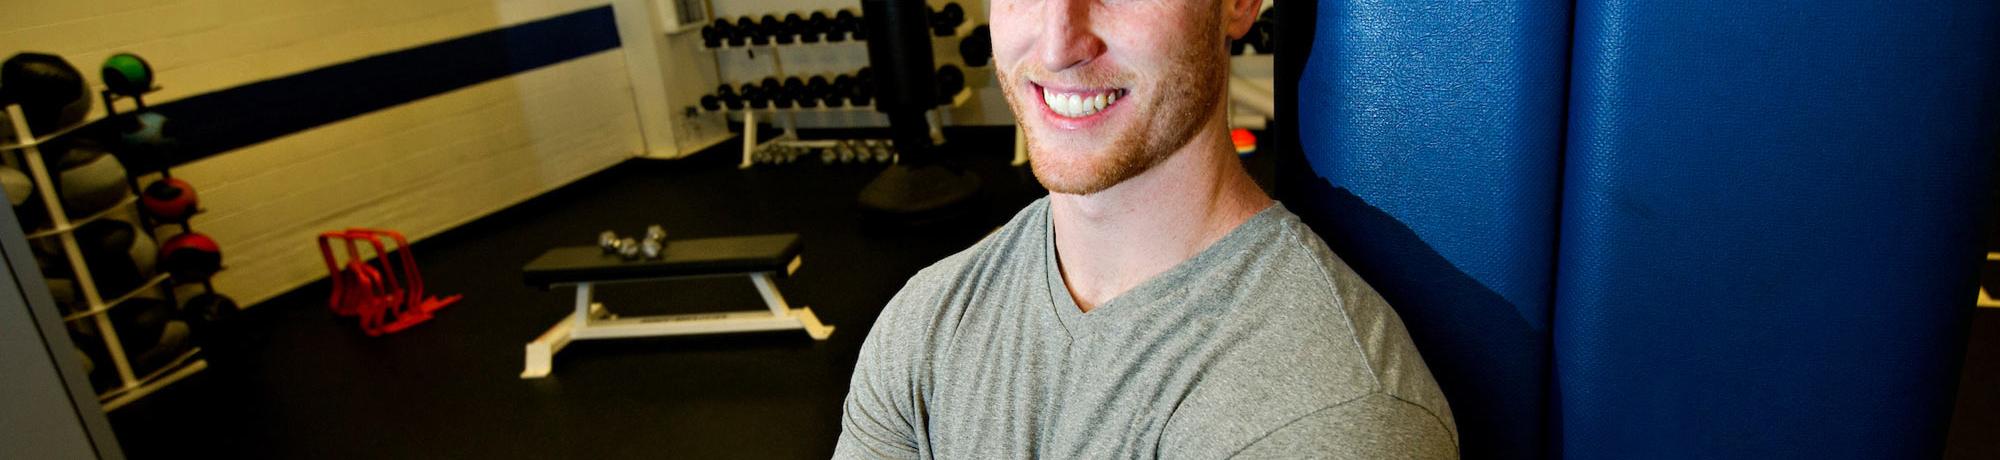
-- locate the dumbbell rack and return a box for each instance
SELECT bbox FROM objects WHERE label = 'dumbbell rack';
[697,11,981,169]
[1,98,207,412]
[714,86,972,169]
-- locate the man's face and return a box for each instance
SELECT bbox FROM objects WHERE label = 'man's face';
[992,0,1238,195]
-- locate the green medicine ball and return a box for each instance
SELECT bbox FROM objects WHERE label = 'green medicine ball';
[100,52,152,96]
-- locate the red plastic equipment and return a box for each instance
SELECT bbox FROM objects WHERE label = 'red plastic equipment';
[317,228,460,336]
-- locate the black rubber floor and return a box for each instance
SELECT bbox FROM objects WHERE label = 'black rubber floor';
[107,127,1047,458]
[102,126,1997,458]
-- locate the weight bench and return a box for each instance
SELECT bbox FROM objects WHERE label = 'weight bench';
[519,233,833,378]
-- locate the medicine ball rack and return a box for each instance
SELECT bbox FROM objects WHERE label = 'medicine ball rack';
[1,88,216,411]
[695,13,982,169]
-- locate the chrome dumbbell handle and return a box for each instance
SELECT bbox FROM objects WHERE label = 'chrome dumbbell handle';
[644,224,667,244]
[618,237,641,259]
[640,238,664,259]
[600,230,622,253]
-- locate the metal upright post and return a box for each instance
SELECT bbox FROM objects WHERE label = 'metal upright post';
[7,105,137,388]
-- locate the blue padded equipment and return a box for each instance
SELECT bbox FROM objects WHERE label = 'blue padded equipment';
[1556,1,2000,457]
[1288,0,1571,457]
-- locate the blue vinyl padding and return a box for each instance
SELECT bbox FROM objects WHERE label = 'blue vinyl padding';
[1292,1,1572,457]
[1556,1,1999,457]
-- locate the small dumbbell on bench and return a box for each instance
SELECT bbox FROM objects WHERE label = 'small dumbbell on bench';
[597,224,669,260]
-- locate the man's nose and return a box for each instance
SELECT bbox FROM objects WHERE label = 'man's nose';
[1039,0,1107,73]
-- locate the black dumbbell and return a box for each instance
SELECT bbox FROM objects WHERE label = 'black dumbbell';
[718,84,743,109]
[1244,23,1268,54]
[789,13,816,44]
[937,65,966,103]
[807,11,833,43]
[960,25,992,67]
[851,67,875,106]
[796,13,820,43]
[827,75,854,107]
[832,74,855,93]
[807,76,831,99]
[732,17,752,46]
[733,17,757,46]
[759,77,787,108]
[804,76,831,108]
[836,9,863,41]
[700,95,721,111]
[795,82,819,109]
[1250,9,1276,54]
[931,2,965,36]
[783,77,809,108]
[778,13,803,44]
[755,15,781,45]
[820,11,846,42]
[850,88,873,107]
[703,20,727,48]
[742,83,768,109]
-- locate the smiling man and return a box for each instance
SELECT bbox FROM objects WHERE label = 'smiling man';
[835,0,1457,458]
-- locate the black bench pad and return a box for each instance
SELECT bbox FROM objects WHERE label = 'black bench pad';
[522,234,801,288]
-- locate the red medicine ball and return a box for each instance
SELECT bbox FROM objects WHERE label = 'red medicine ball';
[140,178,198,223]
[159,232,221,282]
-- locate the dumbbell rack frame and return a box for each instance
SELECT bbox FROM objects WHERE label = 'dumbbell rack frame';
[698,19,982,169]
[1,95,209,412]
[723,88,972,168]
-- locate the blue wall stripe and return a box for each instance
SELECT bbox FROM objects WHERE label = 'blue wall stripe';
[86,5,620,168]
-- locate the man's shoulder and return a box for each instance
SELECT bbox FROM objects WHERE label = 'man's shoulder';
[1238,204,1403,328]
[874,198,1050,336]
[1170,203,1458,447]
[1202,204,1361,318]
[906,197,1048,288]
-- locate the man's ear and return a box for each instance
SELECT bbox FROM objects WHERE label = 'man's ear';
[1225,0,1265,40]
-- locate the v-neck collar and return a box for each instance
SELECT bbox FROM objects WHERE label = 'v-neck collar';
[1040,200,1286,341]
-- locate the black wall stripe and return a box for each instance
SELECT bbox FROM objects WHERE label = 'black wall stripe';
[81,6,620,168]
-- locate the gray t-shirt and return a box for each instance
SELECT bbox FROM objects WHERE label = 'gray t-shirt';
[836,198,1457,459]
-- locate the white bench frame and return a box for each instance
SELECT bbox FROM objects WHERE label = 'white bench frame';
[521,256,832,378]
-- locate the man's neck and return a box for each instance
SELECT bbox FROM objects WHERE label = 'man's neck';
[1048,124,1272,312]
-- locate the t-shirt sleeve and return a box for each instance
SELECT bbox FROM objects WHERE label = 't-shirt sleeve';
[833,279,936,459]
[1227,392,1458,459]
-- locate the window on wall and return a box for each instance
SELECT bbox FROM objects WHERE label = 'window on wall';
[675,0,708,27]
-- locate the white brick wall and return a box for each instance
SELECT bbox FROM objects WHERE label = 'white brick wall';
[3,0,644,306]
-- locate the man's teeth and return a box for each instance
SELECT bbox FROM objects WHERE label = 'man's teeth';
[1042,88,1120,118]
